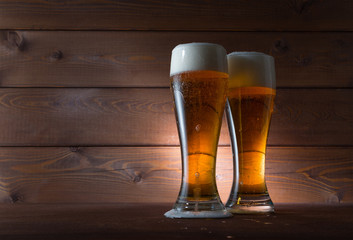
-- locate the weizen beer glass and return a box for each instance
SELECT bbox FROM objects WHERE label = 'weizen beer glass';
[165,43,232,218]
[225,52,276,214]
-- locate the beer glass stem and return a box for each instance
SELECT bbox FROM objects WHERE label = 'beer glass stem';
[225,99,239,201]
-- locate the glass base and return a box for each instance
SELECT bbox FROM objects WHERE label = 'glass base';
[165,209,232,219]
[226,193,274,214]
[165,199,232,218]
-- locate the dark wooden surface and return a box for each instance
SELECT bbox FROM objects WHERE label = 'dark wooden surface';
[0,147,351,204]
[1,31,352,87]
[0,203,352,240]
[0,0,352,31]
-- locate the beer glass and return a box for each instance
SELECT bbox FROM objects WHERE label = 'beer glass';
[225,52,276,214]
[164,43,232,218]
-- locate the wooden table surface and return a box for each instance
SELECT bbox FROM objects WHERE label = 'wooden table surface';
[0,203,352,240]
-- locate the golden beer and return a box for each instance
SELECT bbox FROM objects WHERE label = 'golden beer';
[228,86,275,193]
[171,70,228,199]
[225,52,276,213]
[165,43,231,218]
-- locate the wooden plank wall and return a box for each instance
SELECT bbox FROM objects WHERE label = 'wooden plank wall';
[0,0,352,204]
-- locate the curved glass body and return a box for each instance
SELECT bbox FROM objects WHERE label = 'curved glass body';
[226,52,276,214]
[165,43,231,218]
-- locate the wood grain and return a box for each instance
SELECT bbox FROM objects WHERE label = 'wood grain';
[0,204,352,240]
[0,0,352,31]
[0,88,351,146]
[266,147,353,204]
[0,147,351,204]
[1,31,352,87]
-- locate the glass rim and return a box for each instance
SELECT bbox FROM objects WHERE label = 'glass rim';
[170,42,228,76]
[228,51,274,59]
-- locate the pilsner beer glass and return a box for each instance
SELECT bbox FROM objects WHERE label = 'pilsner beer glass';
[225,52,276,214]
[164,43,232,218]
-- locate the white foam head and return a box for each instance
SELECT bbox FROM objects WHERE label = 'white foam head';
[227,52,276,89]
[170,43,228,76]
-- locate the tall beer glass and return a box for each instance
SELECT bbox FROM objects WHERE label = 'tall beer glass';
[164,43,232,218]
[225,52,276,214]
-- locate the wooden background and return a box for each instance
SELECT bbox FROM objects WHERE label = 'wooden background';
[0,0,352,205]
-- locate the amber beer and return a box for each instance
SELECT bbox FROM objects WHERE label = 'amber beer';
[165,43,231,218]
[226,52,276,213]
[172,70,228,197]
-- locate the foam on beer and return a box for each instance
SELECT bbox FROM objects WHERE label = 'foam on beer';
[227,52,276,89]
[170,43,228,76]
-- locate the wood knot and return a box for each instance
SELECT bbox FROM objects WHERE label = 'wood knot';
[272,39,289,54]
[133,174,143,183]
[50,50,63,61]
[10,192,24,203]
[70,146,81,153]
[289,0,314,15]
[3,31,25,51]
[295,55,312,66]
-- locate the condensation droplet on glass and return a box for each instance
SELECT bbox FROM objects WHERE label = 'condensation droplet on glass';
[195,124,201,132]
[195,172,200,178]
